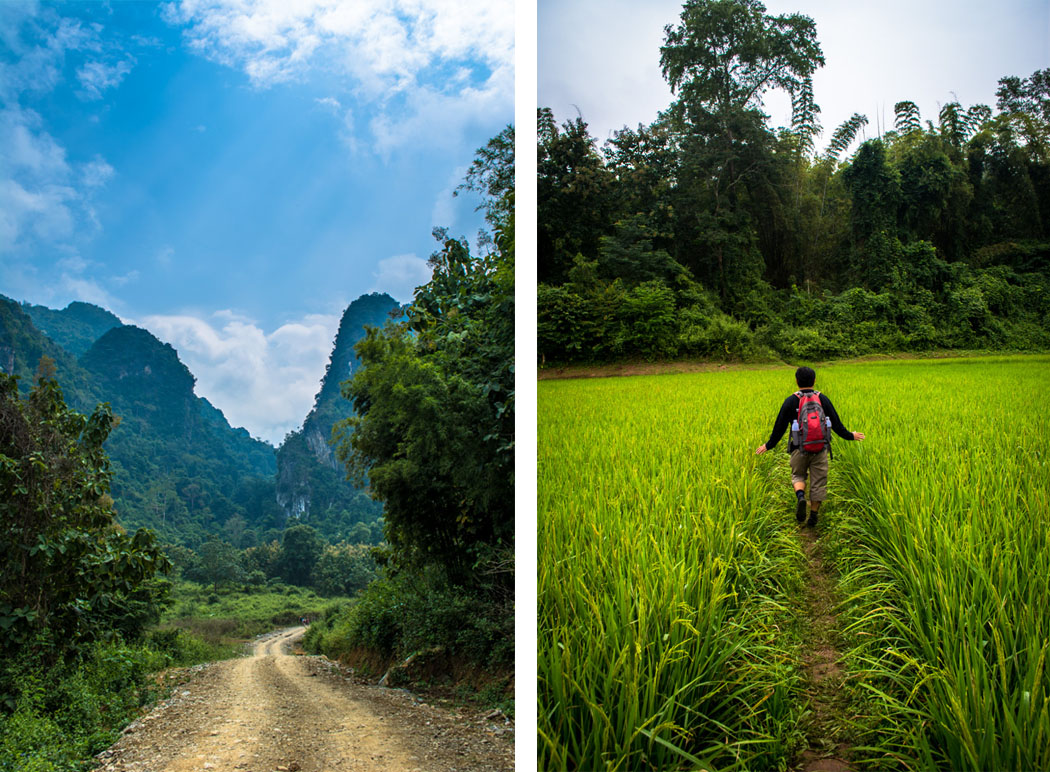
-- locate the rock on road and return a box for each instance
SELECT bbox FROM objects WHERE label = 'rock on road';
[93,628,513,772]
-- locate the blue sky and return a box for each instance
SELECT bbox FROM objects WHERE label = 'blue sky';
[0,0,514,444]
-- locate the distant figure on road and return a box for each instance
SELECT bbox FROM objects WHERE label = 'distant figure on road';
[754,366,865,526]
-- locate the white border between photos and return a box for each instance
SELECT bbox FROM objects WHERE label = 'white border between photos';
[515,0,538,768]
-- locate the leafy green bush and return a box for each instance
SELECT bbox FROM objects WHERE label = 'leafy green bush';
[764,324,845,360]
[0,634,227,772]
[306,570,512,669]
[619,281,678,359]
[679,311,758,359]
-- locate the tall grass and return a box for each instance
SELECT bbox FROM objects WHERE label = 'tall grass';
[539,371,806,770]
[161,581,338,641]
[819,356,1050,769]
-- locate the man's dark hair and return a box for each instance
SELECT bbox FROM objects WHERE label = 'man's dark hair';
[795,366,816,388]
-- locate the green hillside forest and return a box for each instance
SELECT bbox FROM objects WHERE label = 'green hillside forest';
[0,292,388,551]
[538,2,1049,364]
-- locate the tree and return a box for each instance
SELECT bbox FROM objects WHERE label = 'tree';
[825,113,869,163]
[313,542,376,597]
[658,0,824,303]
[597,213,685,285]
[336,134,514,584]
[660,0,823,121]
[277,524,324,587]
[843,140,901,246]
[194,537,244,588]
[894,101,922,136]
[457,124,514,231]
[0,371,170,667]
[538,109,616,283]
[244,539,281,579]
[996,68,1050,125]
[337,234,513,581]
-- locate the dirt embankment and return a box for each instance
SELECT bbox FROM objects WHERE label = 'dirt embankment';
[93,627,513,772]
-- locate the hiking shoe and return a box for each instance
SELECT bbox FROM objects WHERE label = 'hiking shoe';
[806,510,818,527]
[796,498,807,523]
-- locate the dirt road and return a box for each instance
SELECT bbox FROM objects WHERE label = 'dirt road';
[93,628,513,772]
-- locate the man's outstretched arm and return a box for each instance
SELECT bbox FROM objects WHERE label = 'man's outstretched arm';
[821,394,866,442]
[756,397,795,454]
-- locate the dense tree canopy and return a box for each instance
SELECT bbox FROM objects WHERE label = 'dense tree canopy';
[538,1,1049,365]
[0,371,170,675]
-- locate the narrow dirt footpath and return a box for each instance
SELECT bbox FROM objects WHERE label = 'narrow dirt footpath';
[93,628,512,772]
[794,529,854,772]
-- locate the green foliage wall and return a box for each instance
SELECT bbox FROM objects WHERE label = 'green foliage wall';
[0,373,170,705]
[538,19,1050,365]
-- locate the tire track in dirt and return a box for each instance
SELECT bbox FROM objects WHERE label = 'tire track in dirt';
[93,628,512,772]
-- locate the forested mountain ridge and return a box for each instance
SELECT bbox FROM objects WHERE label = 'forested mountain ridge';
[22,299,122,355]
[537,6,1050,364]
[274,293,397,539]
[0,292,392,549]
[0,296,93,397]
[0,295,283,545]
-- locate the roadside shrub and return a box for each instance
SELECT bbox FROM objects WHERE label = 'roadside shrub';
[306,570,513,668]
[328,577,403,657]
[146,627,235,666]
[841,320,907,354]
[0,640,165,771]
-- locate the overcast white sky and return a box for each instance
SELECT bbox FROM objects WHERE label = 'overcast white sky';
[538,0,1050,151]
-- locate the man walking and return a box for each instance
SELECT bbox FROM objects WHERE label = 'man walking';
[755,366,865,526]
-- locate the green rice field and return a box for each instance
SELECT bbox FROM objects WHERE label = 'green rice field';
[538,355,1050,771]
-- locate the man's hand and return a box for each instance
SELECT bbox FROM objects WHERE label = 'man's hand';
[853,431,865,441]
[755,443,767,455]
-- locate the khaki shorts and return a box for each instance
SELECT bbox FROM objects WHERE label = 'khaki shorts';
[790,449,829,502]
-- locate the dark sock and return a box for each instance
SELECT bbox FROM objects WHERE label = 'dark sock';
[795,489,805,502]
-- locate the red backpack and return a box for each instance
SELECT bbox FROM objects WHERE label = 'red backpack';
[792,390,830,453]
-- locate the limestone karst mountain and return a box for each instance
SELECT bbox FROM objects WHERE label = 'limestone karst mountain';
[275,292,399,530]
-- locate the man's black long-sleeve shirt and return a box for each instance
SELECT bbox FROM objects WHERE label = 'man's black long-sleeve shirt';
[765,389,855,452]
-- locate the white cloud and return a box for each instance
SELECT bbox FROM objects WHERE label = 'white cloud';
[0,177,76,250]
[368,58,512,158]
[76,57,134,100]
[59,273,121,310]
[315,95,341,111]
[370,253,431,304]
[112,269,140,286]
[0,7,120,255]
[166,0,513,151]
[4,106,69,175]
[0,107,114,252]
[80,155,114,187]
[139,310,342,445]
[0,11,100,102]
[58,255,89,274]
